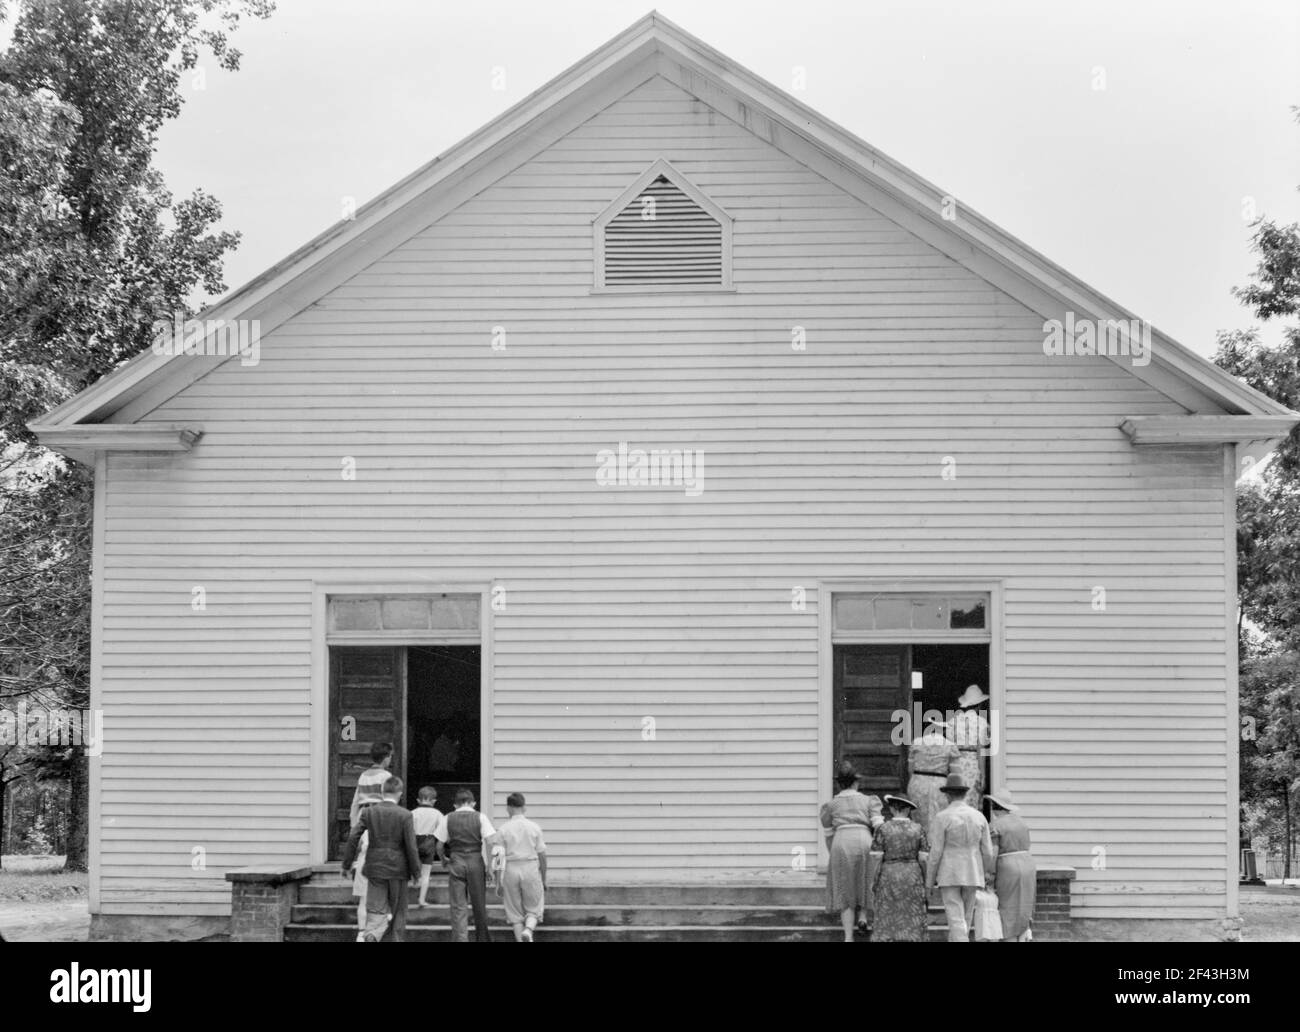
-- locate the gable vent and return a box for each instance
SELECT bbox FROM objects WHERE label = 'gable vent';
[595,163,731,290]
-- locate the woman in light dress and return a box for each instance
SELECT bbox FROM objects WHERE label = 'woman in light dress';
[950,685,990,809]
[907,716,961,833]
[987,788,1036,942]
[820,760,884,941]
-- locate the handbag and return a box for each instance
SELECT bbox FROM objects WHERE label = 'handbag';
[972,888,1003,941]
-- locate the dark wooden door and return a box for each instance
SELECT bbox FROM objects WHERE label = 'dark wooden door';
[328,646,406,859]
[833,644,910,797]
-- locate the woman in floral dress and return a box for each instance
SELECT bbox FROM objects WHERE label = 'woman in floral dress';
[907,717,961,833]
[951,685,990,809]
[871,794,930,942]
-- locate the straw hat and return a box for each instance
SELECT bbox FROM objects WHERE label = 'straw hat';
[957,684,989,708]
[883,794,917,811]
[985,788,1019,812]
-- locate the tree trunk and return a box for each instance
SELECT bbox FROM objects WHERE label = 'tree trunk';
[64,752,88,872]
[1285,781,1292,881]
[0,779,6,867]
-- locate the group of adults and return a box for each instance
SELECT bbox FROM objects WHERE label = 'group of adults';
[819,684,1036,942]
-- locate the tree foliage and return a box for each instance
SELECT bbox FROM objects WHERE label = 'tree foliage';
[1214,106,1300,875]
[0,0,272,867]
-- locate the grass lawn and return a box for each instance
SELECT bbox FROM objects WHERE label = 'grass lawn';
[0,855,87,900]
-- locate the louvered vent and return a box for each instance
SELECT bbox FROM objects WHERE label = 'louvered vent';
[603,174,723,286]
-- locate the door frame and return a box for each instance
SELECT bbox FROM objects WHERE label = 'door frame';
[311,580,493,865]
[816,578,1004,871]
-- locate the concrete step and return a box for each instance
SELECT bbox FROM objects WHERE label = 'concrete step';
[291,902,839,928]
[284,921,952,942]
[299,879,825,907]
[293,873,953,941]
[284,922,857,942]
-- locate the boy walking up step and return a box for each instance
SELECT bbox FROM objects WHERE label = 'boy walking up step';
[413,786,446,908]
[342,775,421,942]
[496,792,548,942]
[436,789,499,942]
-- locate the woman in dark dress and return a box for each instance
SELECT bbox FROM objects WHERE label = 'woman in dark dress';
[870,794,930,942]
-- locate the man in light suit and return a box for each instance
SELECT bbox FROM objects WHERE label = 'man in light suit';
[926,773,995,942]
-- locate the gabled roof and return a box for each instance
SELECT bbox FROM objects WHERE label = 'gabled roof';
[31,11,1298,457]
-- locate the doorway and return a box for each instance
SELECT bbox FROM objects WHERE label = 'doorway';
[406,645,481,817]
[327,644,481,859]
[831,642,989,799]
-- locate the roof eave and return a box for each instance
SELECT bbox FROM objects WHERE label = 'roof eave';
[1119,414,1300,446]
[35,11,1295,428]
[30,422,204,464]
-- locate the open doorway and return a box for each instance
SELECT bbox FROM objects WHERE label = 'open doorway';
[327,644,481,858]
[406,645,481,816]
[831,642,989,799]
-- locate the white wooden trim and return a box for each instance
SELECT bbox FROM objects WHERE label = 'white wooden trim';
[832,631,992,644]
[1224,445,1240,921]
[324,631,480,645]
[88,453,106,913]
[310,580,491,862]
[988,579,1007,800]
[816,577,1003,872]
[589,284,738,296]
[1120,415,1299,446]
[31,423,202,458]
[481,587,495,818]
[816,581,832,873]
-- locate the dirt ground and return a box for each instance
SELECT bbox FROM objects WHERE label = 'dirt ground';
[0,899,89,942]
[1240,885,1300,942]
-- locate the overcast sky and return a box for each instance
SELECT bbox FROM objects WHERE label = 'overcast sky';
[27,1,1300,357]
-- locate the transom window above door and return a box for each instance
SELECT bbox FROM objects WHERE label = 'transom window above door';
[327,593,479,641]
[832,591,990,642]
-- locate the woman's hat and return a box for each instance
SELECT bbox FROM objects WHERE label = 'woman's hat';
[957,684,989,709]
[985,788,1018,812]
[883,794,917,811]
[939,773,971,795]
[922,716,952,731]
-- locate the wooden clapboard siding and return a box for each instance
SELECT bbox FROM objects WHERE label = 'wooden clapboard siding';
[94,74,1230,918]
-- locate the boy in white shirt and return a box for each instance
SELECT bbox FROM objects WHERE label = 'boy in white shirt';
[496,792,548,942]
[412,786,447,908]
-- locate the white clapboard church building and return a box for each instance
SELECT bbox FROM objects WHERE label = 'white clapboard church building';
[33,13,1297,940]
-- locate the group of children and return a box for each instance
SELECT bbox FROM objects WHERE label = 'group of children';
[339,741,548,942]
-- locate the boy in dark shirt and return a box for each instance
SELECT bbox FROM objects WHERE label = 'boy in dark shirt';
[342,776,421,942]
